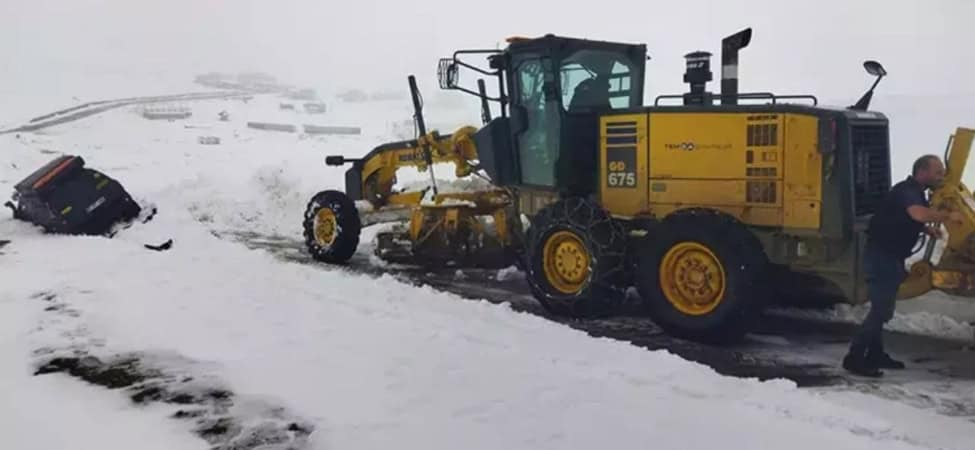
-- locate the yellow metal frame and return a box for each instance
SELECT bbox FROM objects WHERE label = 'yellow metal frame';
[599,113,649,216]
[597,111,822,230]
[350,123,518,254]
[932,128,975,254]
[898,127,975,299]
[405,189,517,247]
[358,127,481,206]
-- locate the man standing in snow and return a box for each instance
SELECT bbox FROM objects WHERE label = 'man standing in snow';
[843,155,962,377]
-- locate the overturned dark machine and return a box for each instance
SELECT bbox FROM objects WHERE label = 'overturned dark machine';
[7,155,141,235]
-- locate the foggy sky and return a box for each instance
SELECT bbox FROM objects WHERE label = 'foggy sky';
[1,0,974,181]
[3,0,973,99]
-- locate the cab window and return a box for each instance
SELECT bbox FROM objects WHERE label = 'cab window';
[560,50,637,112]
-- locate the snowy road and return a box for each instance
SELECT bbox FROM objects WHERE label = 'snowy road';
[0,91,251,134]
[223,230,975,421]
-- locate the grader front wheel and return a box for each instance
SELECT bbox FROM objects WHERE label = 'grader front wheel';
[525,198,628,318]
[312,208,338,246]
[303,190,361,264]
[542,230,592,294]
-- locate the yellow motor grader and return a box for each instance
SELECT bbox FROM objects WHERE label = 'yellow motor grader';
[305,28,975,342]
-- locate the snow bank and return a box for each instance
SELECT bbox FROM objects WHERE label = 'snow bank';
[496,265,521,282]
[770,303,975,343]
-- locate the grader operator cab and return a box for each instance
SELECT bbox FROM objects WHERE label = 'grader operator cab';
[307,28,975,343]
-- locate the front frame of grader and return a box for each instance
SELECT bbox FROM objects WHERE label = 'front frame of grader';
[304,76,523,268]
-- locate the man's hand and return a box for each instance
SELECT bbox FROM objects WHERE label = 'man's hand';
[907,206,966,225]
[947,211,965,225]
[925,226,945,239]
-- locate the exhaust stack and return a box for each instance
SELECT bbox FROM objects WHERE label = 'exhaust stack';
[721,28,752,105]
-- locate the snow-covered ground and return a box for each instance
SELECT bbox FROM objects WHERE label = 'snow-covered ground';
[2,95,974,449]
[770,296,975,343]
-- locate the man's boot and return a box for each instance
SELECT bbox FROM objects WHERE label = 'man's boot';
[867,352,906,370]
[866,340,906,370]
[843,344,883,377]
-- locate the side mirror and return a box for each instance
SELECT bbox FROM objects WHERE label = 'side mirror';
[509,105,529,135]
[850,60,888,111]
[864,60,887,77]
[437,58,459,89]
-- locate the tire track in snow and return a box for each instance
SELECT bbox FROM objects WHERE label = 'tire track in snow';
[28,290,317,450]
[216,230,841,385]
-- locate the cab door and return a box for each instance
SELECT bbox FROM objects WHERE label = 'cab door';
[510,55,561,189]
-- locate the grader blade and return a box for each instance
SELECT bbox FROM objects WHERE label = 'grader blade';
[371,190,523,268]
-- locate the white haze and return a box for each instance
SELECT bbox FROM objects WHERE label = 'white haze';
[1,0,974,174]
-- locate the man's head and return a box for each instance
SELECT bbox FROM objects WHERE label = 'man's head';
[912,154,946,189]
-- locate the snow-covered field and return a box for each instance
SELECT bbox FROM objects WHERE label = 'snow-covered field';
[2,94,974,449]
[0,66,203,129]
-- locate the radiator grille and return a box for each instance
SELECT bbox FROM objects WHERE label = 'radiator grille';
[851,124,890,216]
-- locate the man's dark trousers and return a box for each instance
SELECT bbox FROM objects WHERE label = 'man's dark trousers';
[851,245,907,355]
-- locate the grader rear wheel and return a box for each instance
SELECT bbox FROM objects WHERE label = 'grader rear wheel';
[303,190,361,264]
[637,209,770,343]
[658,242,727,316]
[526,197,628,318]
